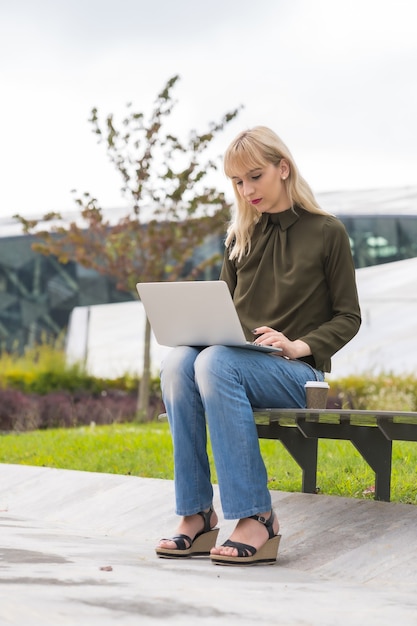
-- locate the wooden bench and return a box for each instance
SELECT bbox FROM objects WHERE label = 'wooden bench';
[254,408,417,502]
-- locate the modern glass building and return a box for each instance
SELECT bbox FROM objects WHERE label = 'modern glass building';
[318,186,417,268]
[1,186,416,352]
[0,221,133,352]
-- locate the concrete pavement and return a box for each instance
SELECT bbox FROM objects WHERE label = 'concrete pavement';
[1,463,417,625]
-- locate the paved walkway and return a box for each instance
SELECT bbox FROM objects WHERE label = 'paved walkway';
[1,464,417,625]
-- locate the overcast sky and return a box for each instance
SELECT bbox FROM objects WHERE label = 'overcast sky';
[1,0,416,220]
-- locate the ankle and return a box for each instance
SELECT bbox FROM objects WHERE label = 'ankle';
[248,510,279,536]
[250,510,272,523]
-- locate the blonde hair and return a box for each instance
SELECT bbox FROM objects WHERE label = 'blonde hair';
[224,126,327,261]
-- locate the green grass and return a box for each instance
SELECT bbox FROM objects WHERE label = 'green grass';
[0,423,173,479]
[0,422,416,505]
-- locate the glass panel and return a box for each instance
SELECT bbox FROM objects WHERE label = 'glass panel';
[338,216,417,268]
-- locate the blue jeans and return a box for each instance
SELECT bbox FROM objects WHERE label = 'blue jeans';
[160,346,324,520]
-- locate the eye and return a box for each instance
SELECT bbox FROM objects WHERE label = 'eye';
[235,180,243,186]
[252,174,261,180]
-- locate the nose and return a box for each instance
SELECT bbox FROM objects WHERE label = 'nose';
[242,180,255,198]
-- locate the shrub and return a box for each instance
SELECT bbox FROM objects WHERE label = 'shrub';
[36,392,77,429]
[0,388,146,432]
[71,390,138,427]
[0,389,40,432]
[330,374,417,411]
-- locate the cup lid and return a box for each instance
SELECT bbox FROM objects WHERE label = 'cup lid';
[304,381,329,388]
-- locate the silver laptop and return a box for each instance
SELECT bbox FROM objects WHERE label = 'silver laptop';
[136,280,282,354]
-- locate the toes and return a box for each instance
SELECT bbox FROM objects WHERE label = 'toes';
[158,539,185,550]
[210,546,237,557]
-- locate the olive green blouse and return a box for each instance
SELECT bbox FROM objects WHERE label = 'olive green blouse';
[220,206,361,372]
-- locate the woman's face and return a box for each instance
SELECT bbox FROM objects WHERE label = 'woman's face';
[231,161,290,214]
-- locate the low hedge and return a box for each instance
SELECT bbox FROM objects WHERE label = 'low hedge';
[0,388,164,432]
[328,374,417,412]
[0,342,164,431]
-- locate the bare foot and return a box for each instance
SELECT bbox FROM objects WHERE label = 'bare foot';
[210,510,279,557]
[157,508,218,551]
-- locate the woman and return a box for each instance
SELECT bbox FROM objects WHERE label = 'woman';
[156,126,361,566]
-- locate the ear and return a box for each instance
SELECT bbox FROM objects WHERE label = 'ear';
[279,159,290,180]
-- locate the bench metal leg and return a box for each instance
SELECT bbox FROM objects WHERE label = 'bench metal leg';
[351,430,392,502]
[256,424,318,494]
[297,420,393,502]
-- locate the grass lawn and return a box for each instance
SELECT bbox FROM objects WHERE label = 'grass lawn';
[0,422,416,504]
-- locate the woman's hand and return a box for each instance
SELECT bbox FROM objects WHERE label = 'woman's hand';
[252,326,312,360]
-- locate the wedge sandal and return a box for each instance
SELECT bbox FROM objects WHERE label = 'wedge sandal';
[156,507,219,559]
[210,510,281,566]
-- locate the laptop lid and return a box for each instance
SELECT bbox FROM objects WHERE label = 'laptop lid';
[136,280,281,354]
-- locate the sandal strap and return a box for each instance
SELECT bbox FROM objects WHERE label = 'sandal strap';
[222,539,256,557]
[249,510,276,540]
[196,507,214,536]
[161,533,192,550]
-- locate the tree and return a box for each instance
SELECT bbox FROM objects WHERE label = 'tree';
[15,75,241,419]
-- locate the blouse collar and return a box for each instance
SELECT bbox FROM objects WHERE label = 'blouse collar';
[261,205,301,232]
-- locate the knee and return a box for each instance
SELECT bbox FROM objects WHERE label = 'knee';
[194,345,234,384]
[161,346,198,386]
[161,346,199,393]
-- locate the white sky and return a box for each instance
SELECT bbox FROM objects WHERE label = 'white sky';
[1,0,416,220]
